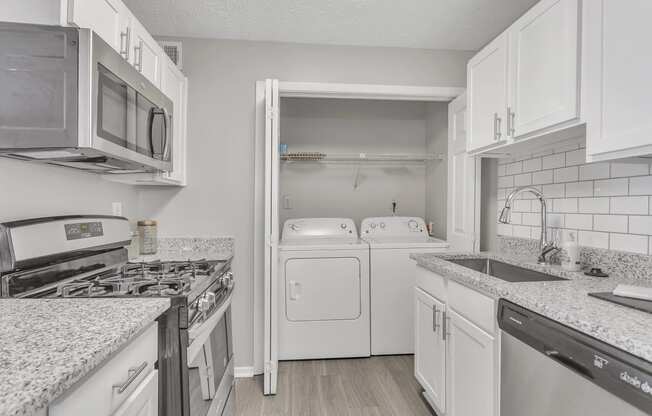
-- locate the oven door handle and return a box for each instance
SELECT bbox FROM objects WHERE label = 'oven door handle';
[187,290,233,363]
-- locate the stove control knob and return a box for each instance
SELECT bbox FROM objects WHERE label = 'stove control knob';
[222,271,234,289]
[205,292,216,306]
[198,297,211,314]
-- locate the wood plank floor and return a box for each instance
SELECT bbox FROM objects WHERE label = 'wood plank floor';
[235,355,435,416]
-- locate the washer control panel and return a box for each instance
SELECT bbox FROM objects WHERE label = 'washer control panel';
[361,217,428,237]
[281,218,358,241]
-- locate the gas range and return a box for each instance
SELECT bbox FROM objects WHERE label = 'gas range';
[0,215,235,416]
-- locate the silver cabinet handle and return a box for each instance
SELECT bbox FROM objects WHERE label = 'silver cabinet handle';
[508,107,516,136]
[113,361,148,394]
[120,27,131,60]
[494,113,502,141]
[134,40,143,72]
[432,305,440,333]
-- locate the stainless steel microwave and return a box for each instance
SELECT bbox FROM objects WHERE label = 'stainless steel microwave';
[0,23,172,173]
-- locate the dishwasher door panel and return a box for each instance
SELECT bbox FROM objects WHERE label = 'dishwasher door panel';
[501,332,648,416]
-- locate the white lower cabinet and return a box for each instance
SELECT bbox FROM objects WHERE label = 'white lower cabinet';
[414,266,499,416]
[446,309,496,416]
[49,323,158,416]
[414,287,446,412]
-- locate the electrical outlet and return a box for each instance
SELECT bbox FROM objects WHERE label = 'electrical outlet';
[112,202,123,216]
[283,195,293,209]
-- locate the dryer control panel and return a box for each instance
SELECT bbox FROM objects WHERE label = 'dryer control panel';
[360,217,427,237]
[281,218,358,242]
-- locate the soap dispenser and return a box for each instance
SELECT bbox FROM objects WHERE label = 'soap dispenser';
[560,230,581,271]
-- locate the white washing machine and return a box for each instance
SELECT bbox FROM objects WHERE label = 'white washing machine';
[278,218,370,360]
[361,216,449,355]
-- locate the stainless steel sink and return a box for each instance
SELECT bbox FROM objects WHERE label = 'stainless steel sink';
[447,258,567,283]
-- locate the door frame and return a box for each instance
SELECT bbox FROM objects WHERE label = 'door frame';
[252,81,466,377]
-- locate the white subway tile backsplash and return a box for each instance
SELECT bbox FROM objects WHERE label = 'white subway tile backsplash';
[542,153,565,169]
[522,158,542,173]
[554,166,579,183]
[594,215,628,233]
[594,178,628,197]
[610,233,648,254]
[532,170,554,185]
[611,162,649,178]
[565,214,593,230]
[542,184,565,198]
[514,173,532,186]
[629,176,652,196]
[565,181,593,197]
[579,198,610,214]
[565,148,586,166]
[495,145,652,256]
[579,163,610,180]
[578,230,609,249]
[553,198,578,213]
[506,161,523,175]
[629,216,652,235]
[610,196,648,215]
[498,175,514,189]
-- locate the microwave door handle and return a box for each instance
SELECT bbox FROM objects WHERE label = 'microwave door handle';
[147,107,156,158]
[161,107,170,161]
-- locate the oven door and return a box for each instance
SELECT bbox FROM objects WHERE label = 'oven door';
[91,31,172,172]
[186,294,234,416]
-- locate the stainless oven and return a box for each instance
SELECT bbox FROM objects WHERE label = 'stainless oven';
[0,22,172,173]
[185,282,235,416]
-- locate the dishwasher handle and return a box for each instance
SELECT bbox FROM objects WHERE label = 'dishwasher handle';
[544,349,594,379]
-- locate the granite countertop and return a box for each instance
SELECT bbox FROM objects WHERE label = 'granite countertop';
[0,298,170,416]
[130,237,234,263]
[411,251,652,363]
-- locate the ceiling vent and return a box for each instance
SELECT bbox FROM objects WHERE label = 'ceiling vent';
[160,41,183,70]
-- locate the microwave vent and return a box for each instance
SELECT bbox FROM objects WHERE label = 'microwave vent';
[160,41,182,69]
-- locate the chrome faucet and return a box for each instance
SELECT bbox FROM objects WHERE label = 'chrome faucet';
[499,186,559,264]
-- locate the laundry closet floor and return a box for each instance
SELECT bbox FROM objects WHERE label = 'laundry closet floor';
[235,355,433,416]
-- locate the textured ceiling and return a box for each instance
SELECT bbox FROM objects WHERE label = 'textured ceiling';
[122,0,538,51]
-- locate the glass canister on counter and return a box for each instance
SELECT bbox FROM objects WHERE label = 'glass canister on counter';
[137,220,158,255]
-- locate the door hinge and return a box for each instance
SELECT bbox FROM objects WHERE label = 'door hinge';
[264,360,276,374]
[266,106,278,120]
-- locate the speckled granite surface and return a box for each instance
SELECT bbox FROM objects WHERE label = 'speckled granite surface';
[131,237,234,263]
[0,298,170,416]
[411,251,652,362]
[497,235,652,282]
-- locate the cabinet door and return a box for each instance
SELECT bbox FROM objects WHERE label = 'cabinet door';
[160,58,188,185]
[510,0,579,138]
[446,309,497,416]
[414,288,446,413]
[68,0,131,54]
[584,0,652,161]
[113,370,158,416]
[132,20,161,87]
[467,32,509,152]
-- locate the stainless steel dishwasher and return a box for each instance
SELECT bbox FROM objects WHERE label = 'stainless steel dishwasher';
[498,300,652,416]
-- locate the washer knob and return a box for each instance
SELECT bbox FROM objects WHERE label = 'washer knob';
[370,223,377,229]
[340,223,347,229]
[289,223,300,231]
[408,219,419,230]
[379,222,386,229]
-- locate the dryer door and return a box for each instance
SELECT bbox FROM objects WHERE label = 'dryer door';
[285,257,361,321]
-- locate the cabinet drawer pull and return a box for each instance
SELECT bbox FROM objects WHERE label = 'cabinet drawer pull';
[508,108,516,136]
[494,113,502,141]
[120,27,131,60]
[113,361,148,394]
[442,311,447,340]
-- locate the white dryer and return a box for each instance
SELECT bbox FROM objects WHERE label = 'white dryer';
[278,218,370,360]
[361,216,449,355]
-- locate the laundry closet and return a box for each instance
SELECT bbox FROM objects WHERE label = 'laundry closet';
[255,81,476,395]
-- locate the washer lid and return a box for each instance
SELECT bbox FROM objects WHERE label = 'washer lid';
[280,238,368,251]
[362,235,449,249]
[281,218,358,242]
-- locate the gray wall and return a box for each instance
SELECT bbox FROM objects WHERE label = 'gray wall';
[425,102,449,239]
[279,98,430,228]
[139,37,472,369]
[0,158,139,222]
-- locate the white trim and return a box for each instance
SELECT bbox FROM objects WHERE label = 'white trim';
[252,80,465,386]
[279,81,464,101]
[234,366,255,378]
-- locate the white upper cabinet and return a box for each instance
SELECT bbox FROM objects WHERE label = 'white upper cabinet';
[467,0,580,154]
[583,0,652,162]
[509,0,579,138]
[67,0,132,56]
[159,58,188,185]
[131,19,161,87]
[467,32,509,152]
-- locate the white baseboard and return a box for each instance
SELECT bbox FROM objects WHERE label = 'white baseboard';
[234,366,255,378]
